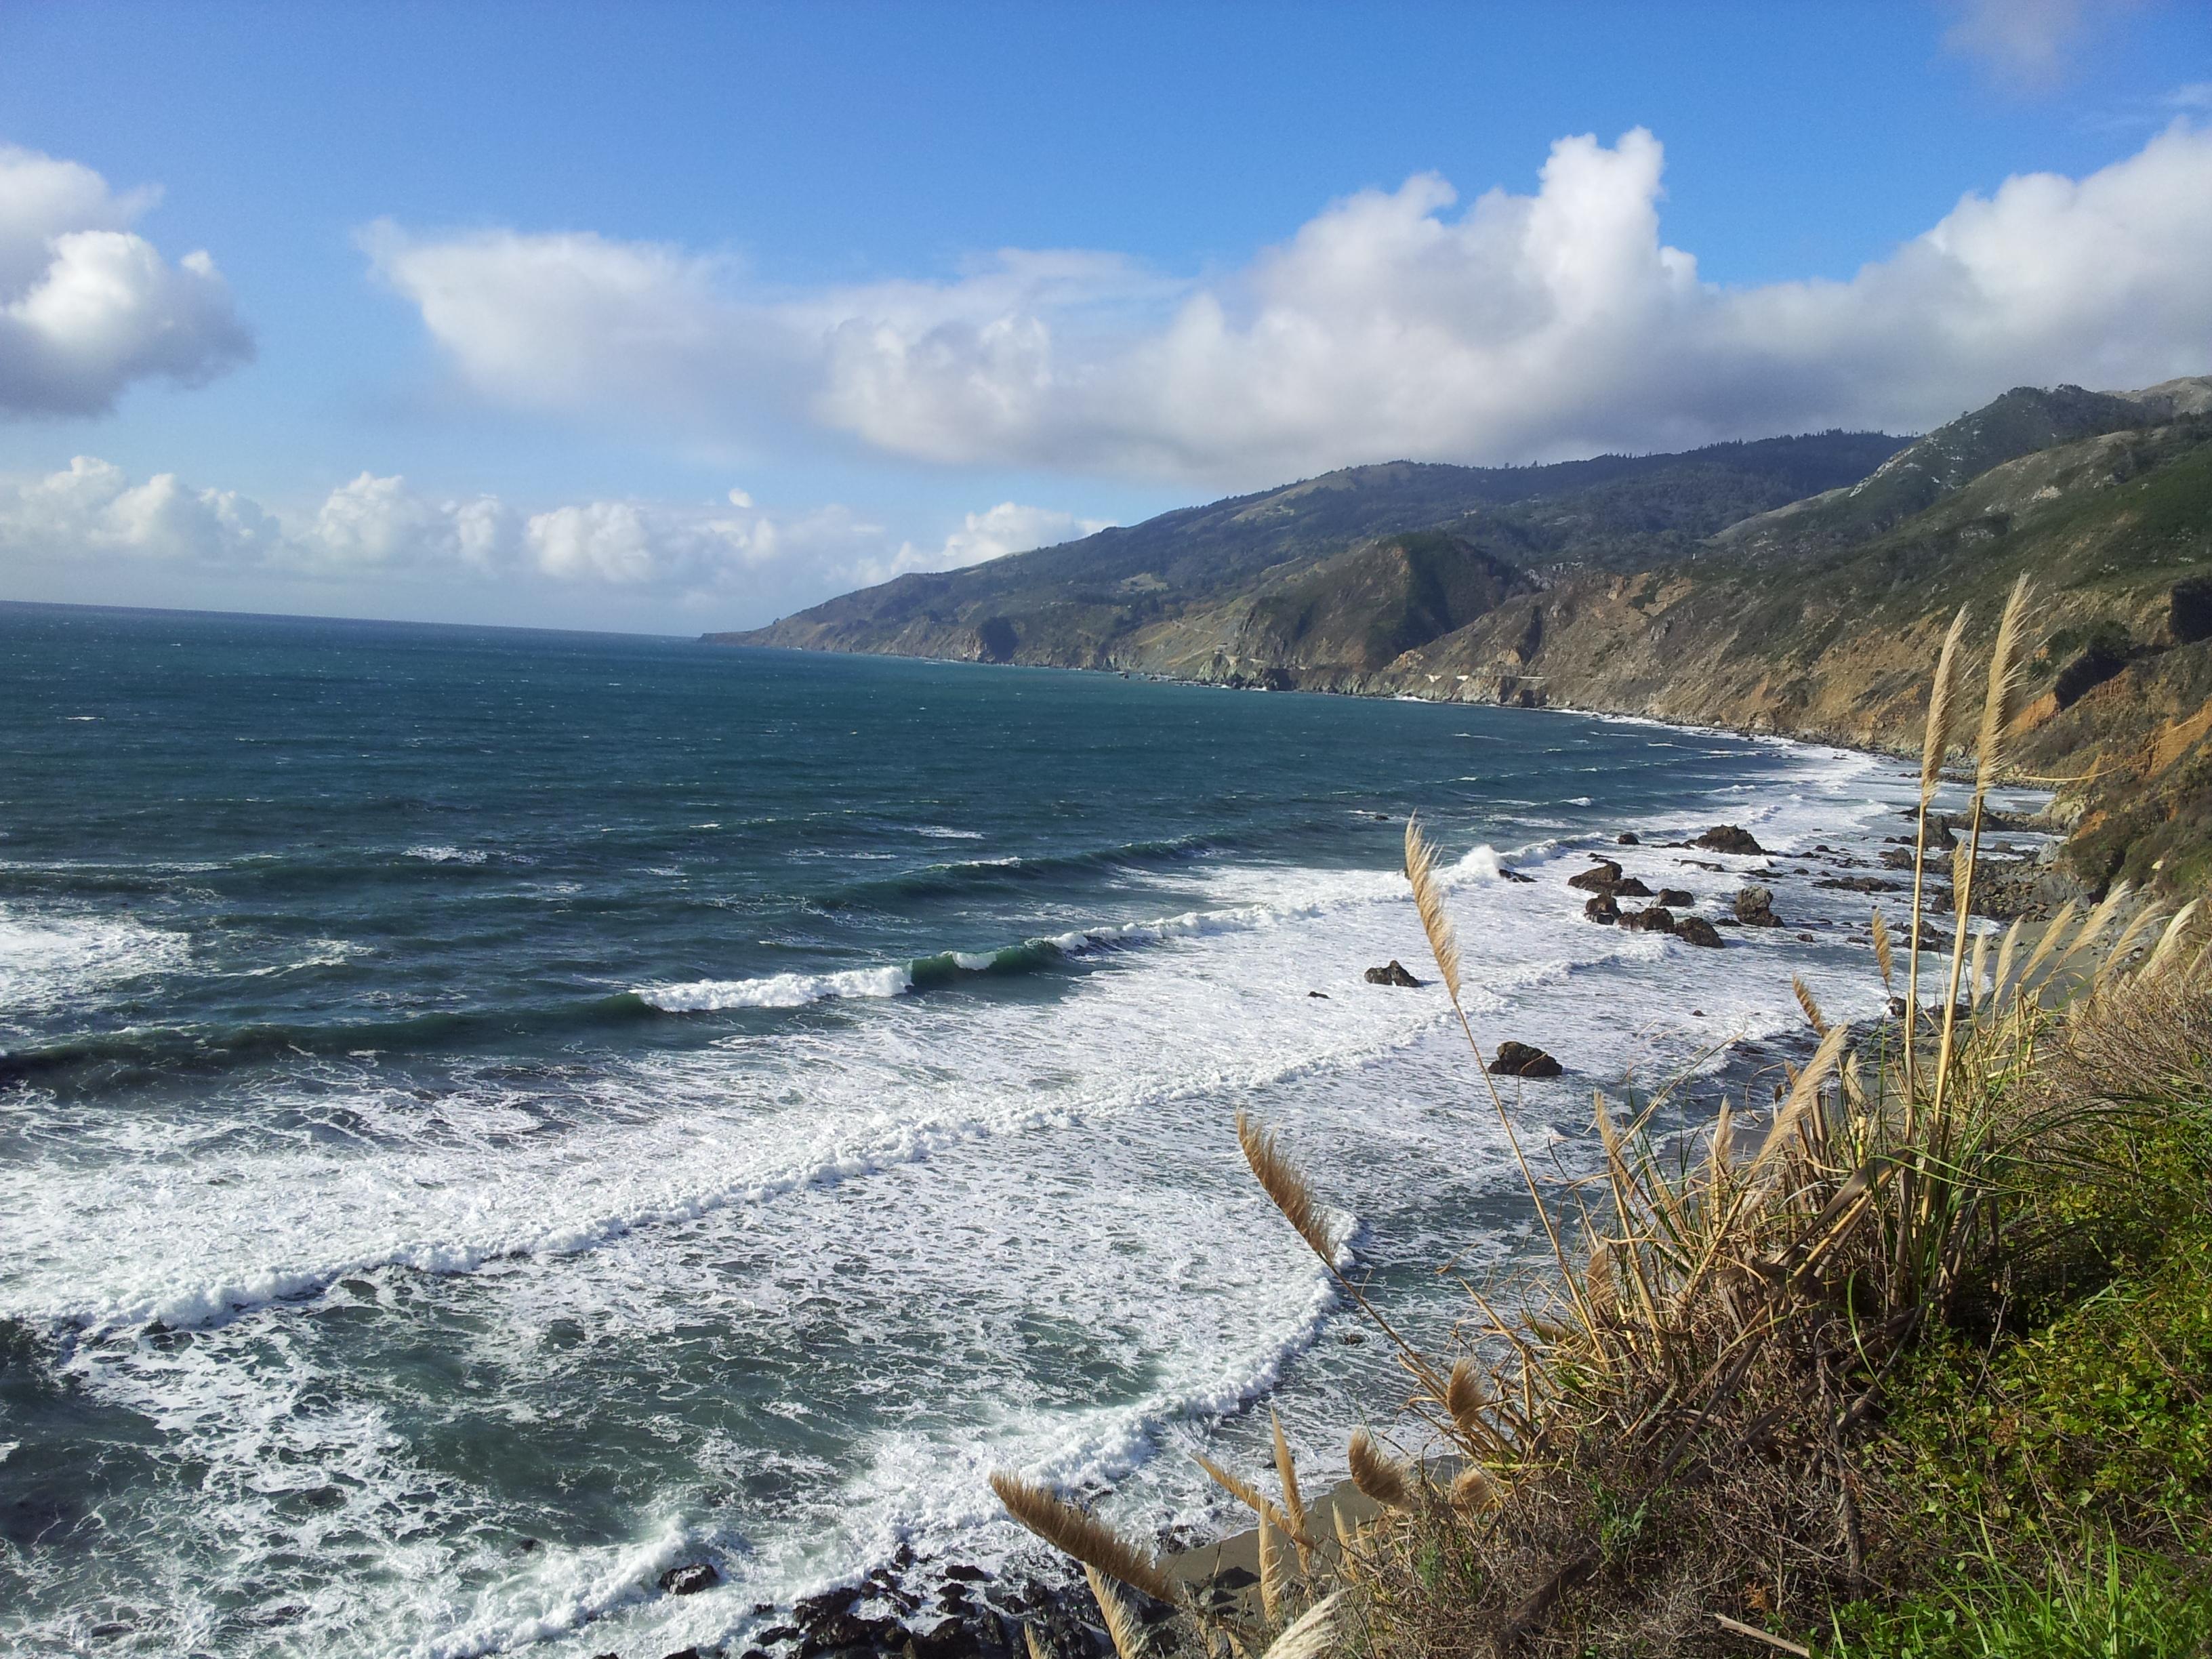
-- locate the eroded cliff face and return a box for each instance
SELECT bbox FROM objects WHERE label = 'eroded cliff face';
[717,382,2212,895]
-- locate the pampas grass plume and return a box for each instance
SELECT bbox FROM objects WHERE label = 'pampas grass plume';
[1445,1355,1488,1433]
[1975,576,2034,793]
[1260,1593,1343,1659]
[991,1472,1176,1604]
[1236,1111,1338,1267]
[1871,910,1894,989]
[1922,605,1971,802]
[1403,816,1463,1004]
[1792,975,1828,1036]
[1085,1565,1150,1659]
[1347,1429,1416,1511]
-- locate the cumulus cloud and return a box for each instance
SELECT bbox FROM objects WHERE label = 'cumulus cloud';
[0,453,1095,617]
[0,145,252,417]
[851,501,1115,587]
[367,123,2212,489]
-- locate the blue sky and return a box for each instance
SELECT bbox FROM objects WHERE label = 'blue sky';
[1,1,2207,632]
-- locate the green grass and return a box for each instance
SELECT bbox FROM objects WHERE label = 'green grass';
[1830,1537,2212,1659]
[1816,1102,2212,1657]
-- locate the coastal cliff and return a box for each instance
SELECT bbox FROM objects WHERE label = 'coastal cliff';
[714,378,2212,895]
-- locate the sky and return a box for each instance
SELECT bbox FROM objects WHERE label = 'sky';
[1,1,2209,636]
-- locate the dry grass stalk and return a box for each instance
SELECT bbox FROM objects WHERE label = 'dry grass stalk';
[1269,1410,1313,1577]
[1991,914,2024,1008]
[1904,603,1972,1102]
[1235,1111,1338,1269]
[1193,1453,1306,1551]
[1023,1622,1052,1659]
[1258,1592,1343,1659]
[1401,815,1463,1004]
[1970,929,1990,1012]
[1085,1565,1151,1659]
[1792,975,1828,1036]
[1921,604,1971,802]
[1347,1429,1417,1511]
[1973,575,2034,794]
[2144,899,2200,976]
[989,1472,1177,1605]
[1256,1504,1289,1623]
[1871,910,1894,988]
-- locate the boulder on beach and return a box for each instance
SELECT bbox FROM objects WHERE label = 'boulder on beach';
[1677,916,1725,947]
[1613,876,1653,897]
[1692,825,1767,855]
[1490,1041,1563,1078]
[1568,859,1624,893]
[1656,887,1694,907]
[1364,960,1422,986]
[1735,885,1782,927]
[1584,893,1622,924]
[1621,906,1677,933]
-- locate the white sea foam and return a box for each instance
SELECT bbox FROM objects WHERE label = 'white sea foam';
[0,903,189,1025]
[641,964,915,1011]
[0,733,1949,1659]
[404,844,489,864]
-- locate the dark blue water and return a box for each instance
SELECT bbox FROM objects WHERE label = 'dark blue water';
[0,603,1915,1657]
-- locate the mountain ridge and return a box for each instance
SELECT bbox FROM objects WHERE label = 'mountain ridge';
[714,379,2212,895]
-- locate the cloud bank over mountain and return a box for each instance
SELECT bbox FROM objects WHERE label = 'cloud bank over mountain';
[0,146,252,417]
[369,123,2212,491]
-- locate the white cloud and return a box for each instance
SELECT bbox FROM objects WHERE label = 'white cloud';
[366,123,2212,489]
[0,144,251,417]
[0,453,1098,621]
[848,500,1115,588]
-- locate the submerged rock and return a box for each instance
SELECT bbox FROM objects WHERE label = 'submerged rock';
[1364,960,1422,986]
[1617,831,1641,844]
[1692,825,1767,855]
[1490,1041,1563,1078]
[659,1562,719,1596]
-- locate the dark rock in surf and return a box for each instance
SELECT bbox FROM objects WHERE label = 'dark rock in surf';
[1584,893,1622,924]
[1817,874,1900,892]
[1612,876,1653,897]
[1498,866,1536,883]
[1692,825,1766,855]
[1307,990,1330,998]
[1568,859,1624,892]
[1880,847,1917,870]
[1735,886,1782,927]
[1364,960,1422,987]
[659,1562,719,1596]
[1621,906,1677,933]
[1490,1042,1563,1078]
[1617,832,1641,844]
[1677,916,1725,947]
[1656,888,1694,907]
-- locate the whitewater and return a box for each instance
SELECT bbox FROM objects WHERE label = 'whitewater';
[0,604,2045,1658]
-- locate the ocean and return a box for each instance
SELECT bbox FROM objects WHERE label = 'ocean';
[1,603,1966,1657]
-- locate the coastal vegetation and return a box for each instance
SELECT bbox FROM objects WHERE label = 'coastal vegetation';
[989,579,2212,1655]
